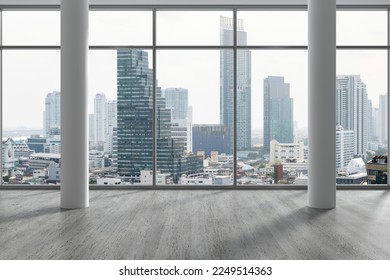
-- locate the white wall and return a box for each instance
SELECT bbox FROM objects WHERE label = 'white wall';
[1,1,390,6]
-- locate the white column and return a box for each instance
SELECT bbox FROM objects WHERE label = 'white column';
[308,0,336,209]
[61,0,89,209]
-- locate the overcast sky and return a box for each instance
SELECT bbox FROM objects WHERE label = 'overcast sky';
[2,10,388,132]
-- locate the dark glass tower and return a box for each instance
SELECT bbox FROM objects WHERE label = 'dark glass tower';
[220,16,251,151]
[117,49,154,178]
[263,76,294,152]
[117,49,202,182]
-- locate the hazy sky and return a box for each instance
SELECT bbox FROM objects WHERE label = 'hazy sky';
[1,10,388,131]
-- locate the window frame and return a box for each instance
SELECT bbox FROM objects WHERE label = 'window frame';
[0,5,389,189]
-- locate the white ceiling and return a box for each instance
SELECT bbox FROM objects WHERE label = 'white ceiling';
[0,0,389,6]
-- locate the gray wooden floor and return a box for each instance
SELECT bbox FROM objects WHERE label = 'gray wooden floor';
[1,190,390,260]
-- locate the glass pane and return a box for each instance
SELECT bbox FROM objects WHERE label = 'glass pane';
[157,10,233,46]
[336,50,387,185]
[237,50,308,185]
[2,11,60,45]
[157,50,233,185]
[337,11,387,46]
[237,11,307,46]
[88,49,153,185]
[89,11,152,46]
[2,51,60,184]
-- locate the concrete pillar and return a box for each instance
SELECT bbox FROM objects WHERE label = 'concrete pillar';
[61,0,89,209]
[308,0,336,209]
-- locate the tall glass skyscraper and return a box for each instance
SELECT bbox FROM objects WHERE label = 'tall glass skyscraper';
[117,49,202,182]
[117,49,156,178]
[220,16,251,151]
[263,76,294,152]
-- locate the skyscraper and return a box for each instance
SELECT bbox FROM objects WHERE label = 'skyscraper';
[379,94,388,146]
[263,76,294,152]
[367,99,374,141]
[105,100,117,154]
[164,88,188,120]
[117,49,154,178]
[94,93,107,146]
[43,91,61,137]
[93,94,117,154]
[372,107,380,142]
[336,75,368,157]
[220,16,251,151]
[89,114,95,142]
[116,49,202,182]
[164,88,191,153]
[336,125,355,171]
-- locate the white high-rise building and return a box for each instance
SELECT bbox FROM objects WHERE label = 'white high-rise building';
[43,91,61,137]
[89,114,96,142]
[187,106,193,153]
[379,94,388,146]
[336,75,368,157]
[105,100,117,154]
[336,125,355,171]
[94,93,107,146]
[93,94,117,154]
[367,99,374,141]
[372,107,380,142]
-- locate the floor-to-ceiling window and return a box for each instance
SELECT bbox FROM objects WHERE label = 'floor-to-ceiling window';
[1,10,61,185]
[336,10,388,185]
[1,6,389,187]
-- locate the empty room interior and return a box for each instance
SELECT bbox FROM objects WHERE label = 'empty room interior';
[2,0,390,260]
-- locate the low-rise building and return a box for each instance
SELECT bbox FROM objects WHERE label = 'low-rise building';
[89,150,105,169]
[2,138,15,177]
[270,140,304,164]
[139,170,173,185]
[367,155,387,184]
[13,140,34,158]
[28,153,60,170]
[47,162,61,183]
[97,178,122,185]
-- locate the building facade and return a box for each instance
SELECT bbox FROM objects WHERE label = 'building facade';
[379,94,388,146]
[164,88,191,153]
[263,76,294,152]
[336,125,355,171]
[336,75,368,157]
[192,124,232,156]
[367,155,387,184]
[2,138,15,177]
[269,139,304,165]
[220,16,251,151]
[94,93,107,147]
[116,49,202,182]
[105,100,117,154]
[43,91,61,137]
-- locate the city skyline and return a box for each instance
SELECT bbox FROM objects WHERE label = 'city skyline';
[2,11,388,131]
